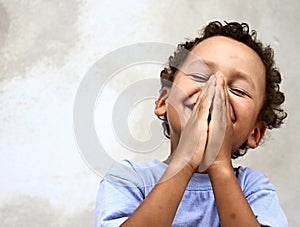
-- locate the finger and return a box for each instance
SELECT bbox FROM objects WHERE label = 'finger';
[193,76,215,119]
[162,76,217,177]
[198,84,226,171]
[219,73,231,124]
[172,77,215,171]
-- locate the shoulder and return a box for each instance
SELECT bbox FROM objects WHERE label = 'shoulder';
[235,166,288,226]
[103,159,167,188]
[96,160,166,226]
[235,166,275,194]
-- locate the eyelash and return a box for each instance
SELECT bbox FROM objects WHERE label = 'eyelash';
[229,88,251,98]
[189,73,251,98]
[189,74,210,82]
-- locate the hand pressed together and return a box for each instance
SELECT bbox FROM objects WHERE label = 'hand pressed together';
[163,71,233,178]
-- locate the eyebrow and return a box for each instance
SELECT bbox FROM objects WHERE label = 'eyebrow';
[234,70,256,90]
[183,57,212,74]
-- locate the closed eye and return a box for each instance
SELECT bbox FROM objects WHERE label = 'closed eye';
[189,73,210,83]
[229,88,251,98]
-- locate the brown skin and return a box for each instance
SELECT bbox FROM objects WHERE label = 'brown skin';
[121,36,267,226]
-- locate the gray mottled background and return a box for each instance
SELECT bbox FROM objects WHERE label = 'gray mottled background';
[0,0,299,226]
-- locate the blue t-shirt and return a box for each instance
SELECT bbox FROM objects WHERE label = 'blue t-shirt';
[95,159,288,227]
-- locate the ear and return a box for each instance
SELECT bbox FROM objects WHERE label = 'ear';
[246,121,267,149]
[154,87,169,117]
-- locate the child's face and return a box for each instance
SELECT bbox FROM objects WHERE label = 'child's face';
[156,36,266,152]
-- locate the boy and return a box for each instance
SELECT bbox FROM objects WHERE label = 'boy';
[96,21,288,226]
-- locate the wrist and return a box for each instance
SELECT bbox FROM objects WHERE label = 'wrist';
[207,160,233,178]
[161,161,195,182]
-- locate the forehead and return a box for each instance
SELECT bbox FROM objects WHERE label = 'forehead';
[190,36,265,75]
[189,36,265,89]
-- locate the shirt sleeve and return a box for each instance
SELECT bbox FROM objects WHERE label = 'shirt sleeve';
[249,188,288,227]
[238,167,288,227]
[95,161,145,227]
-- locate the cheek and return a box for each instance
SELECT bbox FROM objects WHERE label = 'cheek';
[230,95,257,138]
[166,103,183,135]
[230,94,256,120]
[230,94,265,150]
[165,93,191,135]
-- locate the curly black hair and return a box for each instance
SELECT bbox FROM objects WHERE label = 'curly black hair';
[159,21,287,159]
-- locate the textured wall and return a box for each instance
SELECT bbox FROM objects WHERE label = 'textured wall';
[1,0,299,226]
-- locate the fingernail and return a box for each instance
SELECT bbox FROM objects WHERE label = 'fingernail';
[216,71,223,78]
